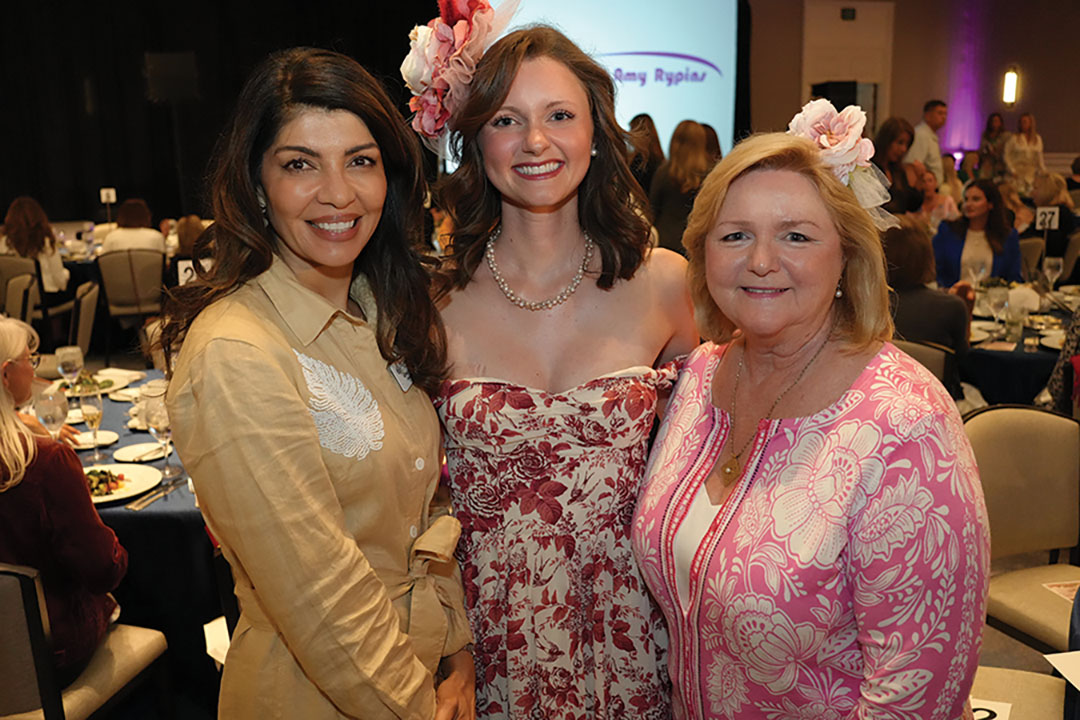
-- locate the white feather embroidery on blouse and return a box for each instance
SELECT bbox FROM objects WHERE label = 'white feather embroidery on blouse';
[293,350,384,459]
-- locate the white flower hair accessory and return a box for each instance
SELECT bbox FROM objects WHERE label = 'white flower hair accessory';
[401,0,519,150]
[787,98,899,230]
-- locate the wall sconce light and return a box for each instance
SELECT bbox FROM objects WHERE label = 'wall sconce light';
[1002,66,1018,106]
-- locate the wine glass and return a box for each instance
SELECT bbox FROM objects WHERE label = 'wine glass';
[987,287,1009,337]
[55,346,84,387]
[33,387,69,441]
[143,390,182,480]
[1044,257,1064,290]
[966,260,990,289]
[81,391,105,462]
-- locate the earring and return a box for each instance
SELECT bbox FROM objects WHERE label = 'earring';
[835,286,843,298]
[256,191,269,227]
[590,146,598,157]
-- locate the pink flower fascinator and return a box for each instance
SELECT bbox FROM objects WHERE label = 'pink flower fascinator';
[401,0,520,150]
[787,98,899,230]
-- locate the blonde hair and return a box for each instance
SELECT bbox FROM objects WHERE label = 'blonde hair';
[683,133,893,348]
[1033,173,1072,209]
[0,318,39,492]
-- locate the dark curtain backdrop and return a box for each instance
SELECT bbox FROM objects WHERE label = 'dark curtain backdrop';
[2,0,751,224]
[1,0,431,223]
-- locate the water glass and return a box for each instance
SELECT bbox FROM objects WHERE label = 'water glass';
[34,388,69,441]
[142,384,181,480]
[1044,257,1064,289]
[55,346,84,386]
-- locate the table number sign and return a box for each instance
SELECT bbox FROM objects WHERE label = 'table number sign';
[970,699,1010,719]
[1036,205,1060,231]
[99,187,117,204]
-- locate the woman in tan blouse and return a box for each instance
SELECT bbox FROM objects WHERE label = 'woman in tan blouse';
[161,48,473,720]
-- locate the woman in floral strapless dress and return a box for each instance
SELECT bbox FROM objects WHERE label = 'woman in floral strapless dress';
[403,18,698,720]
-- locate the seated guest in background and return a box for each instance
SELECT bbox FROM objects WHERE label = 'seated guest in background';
[1069,156,1080,191]
[3,196,72,304]
[1031,173,1077,260]
[0,318,127,686]
[100,198,165,254]
[998,179,1035,236]
[165,214,202,288]
[1047,307,1080,416]
[903,98,947,185]
[161,47,473,719]
[628,112,665,195]
[940,152,965,201]
[871,116,922,215]
[702,122,722,166]
[934,179,1021,288]
[651,119,710,254]
[915,167,959,232]
[958,150,979,184]
[884,223,969,397]
[978,112,1009,181]
[634,119,988,716]
[1004,112,1045,197]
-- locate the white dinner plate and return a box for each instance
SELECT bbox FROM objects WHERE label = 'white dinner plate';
[1041,334,1066,351]
[87,464,163,504]
[64,374,132,397]
[969,328,991,343]
[1059,285,1080,296]
[65,408,84,424]
[970,320,998,333]
[73,430,119,450]
[113,442,171,462]
[108,388,142,403]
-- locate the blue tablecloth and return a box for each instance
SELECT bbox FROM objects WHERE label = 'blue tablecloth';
[962,326,1061,405]
[85,370,221,711]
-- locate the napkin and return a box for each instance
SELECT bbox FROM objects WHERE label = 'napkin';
[1008,285,1040,313]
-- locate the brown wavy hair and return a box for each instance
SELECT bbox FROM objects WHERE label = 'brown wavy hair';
[160,47,447,392]
[436,25,650,292]
[663,120,709,193]
[4,196,55,258]
[948,179,1010,255]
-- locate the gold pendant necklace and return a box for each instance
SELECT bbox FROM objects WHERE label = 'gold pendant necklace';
[721,337,829,486]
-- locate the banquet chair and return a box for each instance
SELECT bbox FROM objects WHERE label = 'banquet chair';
[969,666,1065,719]
[0,562,170,720]
[963,404,1080,653]
[893,339,953,384]
[66,282,99,358]
[1019,236,1045,282]
[0,256,35,315]
[97,249,164,365]
[1062,230,1080,285]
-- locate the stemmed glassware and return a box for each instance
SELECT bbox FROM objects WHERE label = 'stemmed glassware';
[55,346,84,387]
[33,387,69,441]
[81,391,105,462]
[1044,257,1064,290]
[987,287,1009,338]
[143,385,181,479]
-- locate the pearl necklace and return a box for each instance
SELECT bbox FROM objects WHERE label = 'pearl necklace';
[718,337,829,485]
[485,226,594,311]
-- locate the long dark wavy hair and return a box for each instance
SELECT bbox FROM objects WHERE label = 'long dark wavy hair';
[947,179,1010,255]
[160,47,447,392]
[436,26,651,292]
[4,196,56,258]
[871,117,914,177]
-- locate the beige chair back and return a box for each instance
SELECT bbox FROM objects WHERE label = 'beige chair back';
[98,249,164,317]
[5,273,39,324]
[0,563,60,717]
[0,256,36,315]
[964,405,1080,560]
[70,281,99,356]
[893,339,951,383]
[1062,229,1080,284]
[1019,236,1045,282]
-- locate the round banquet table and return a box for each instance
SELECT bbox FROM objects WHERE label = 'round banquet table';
[962,323,1062,405]
[79,370,221,711]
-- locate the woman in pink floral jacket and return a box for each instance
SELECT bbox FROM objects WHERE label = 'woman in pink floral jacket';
[632,116,990,719]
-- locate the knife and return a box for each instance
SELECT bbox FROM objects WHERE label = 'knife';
[126,477,185,511]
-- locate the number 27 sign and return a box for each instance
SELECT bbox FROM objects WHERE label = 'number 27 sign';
[1036,206,1060,231]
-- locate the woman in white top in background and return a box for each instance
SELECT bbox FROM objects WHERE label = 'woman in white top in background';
[3,196,71,302]
[1004,112,1046,197]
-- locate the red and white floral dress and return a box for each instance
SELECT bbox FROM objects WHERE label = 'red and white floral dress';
[632,342,990,719]
[434,365,678,719]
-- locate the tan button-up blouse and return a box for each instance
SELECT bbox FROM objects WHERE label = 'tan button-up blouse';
[167,256,471,719]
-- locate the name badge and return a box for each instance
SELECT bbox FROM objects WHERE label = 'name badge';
[389,360,413,393]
